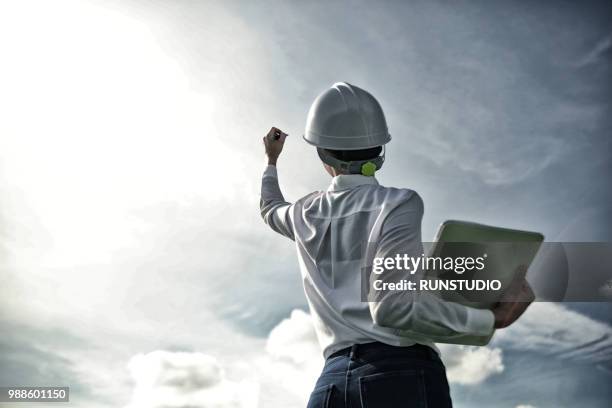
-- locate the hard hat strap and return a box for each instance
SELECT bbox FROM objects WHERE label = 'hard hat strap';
[317,147,385,175]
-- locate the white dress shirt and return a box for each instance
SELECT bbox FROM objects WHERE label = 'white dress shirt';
[261,165,495,358]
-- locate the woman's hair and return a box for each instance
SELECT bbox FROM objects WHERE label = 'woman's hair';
[322,146,382,162]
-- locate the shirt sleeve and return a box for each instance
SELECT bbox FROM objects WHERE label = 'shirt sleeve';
[368,193,495,345]
[260,165,295,240]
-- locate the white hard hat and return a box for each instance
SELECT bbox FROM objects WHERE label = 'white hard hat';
[303,82,391,150]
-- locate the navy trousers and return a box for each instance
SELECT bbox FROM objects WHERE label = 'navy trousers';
[306,342,453,408]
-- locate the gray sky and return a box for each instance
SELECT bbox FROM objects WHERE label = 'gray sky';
[0,0,611,407]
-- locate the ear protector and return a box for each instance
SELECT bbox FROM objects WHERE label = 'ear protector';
[317,147,385,176]
[360,161,378,176]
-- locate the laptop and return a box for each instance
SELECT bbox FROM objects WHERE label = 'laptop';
[426,220,544,309]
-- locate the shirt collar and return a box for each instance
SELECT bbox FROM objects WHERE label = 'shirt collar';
[327,174,379,192]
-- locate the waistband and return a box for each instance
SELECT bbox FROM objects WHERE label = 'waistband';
[327,342,439,362]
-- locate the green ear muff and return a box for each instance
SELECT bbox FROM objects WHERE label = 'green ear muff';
[361,161,377,176]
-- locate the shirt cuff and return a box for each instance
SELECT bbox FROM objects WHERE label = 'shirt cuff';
[263,164,278,178]
[465,307,495,337]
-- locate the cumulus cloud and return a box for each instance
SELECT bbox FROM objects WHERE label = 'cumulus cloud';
[257,309,324,405]
[265,309,322,366]
[437,344,504,385]
[262,309,503,391]
[125,351,258,408]
[122,312,322,408]
[257,305,611,404]
[124,305,611,407]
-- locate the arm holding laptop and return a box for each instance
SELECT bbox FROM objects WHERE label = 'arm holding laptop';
[369,196,535,345]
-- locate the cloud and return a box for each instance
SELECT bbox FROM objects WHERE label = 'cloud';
[576,34,612,67]
[515,405,537,408]
[493,303,612,368]
[437,344,504,385]
[0,328,85,393]
[0,319,123,407]
[265,309,322,367]
[261,309,503,393]
[122,304,611,407]
[259,304,609,394]
[125,351,258,408]
[122,312,320,408]
[257,310,324,405]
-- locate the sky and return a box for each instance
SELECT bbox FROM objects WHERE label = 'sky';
[0,0,611,407]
